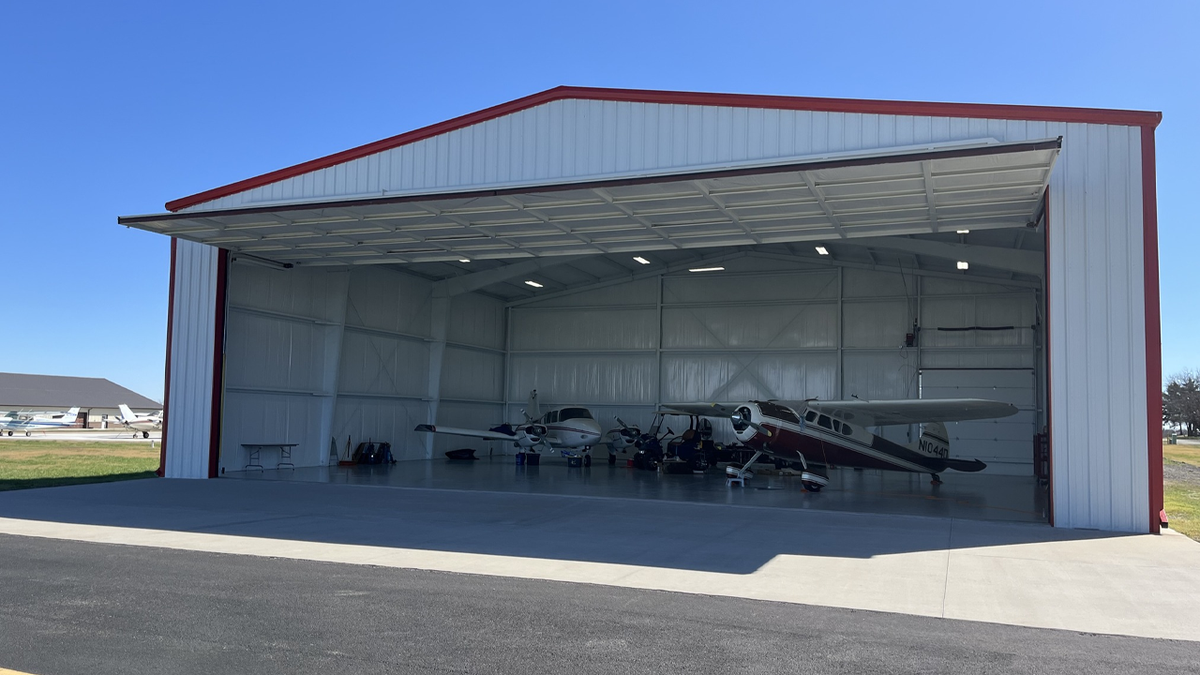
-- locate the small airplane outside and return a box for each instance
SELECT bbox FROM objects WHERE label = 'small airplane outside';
[416,390,603,465]
[663,398,1018,491]
[1,406,81,436]
[117,404,163,438]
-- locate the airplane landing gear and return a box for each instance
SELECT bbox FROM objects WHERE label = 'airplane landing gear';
[801,472,830,492]
[142,431,149,439]
[930,473,943,485]
[607,452,617,465]
[726,450,764,487]
[583,453,592,468]
[25,431,31,437]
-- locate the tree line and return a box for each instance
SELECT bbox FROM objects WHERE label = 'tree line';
[1164,370,1200,436]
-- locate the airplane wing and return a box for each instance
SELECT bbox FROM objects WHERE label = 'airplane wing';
[413,424,516,442]
[660,403,745,417]
[801,398,1018,426]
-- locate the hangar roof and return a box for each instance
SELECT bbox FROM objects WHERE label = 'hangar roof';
[0,372,160,410]
[120,85,1162,299]
[120,138,1059,272]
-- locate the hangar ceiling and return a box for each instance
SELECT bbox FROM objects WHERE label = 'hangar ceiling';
[120,138,1059,293]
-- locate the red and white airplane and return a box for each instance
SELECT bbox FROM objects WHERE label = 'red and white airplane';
[663,398,1018,491]
[416,390,603,465]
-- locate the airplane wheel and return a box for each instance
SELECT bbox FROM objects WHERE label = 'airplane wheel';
[583,454,592,467]
[607,453,616,465]
[25,431,31,437]
[142,431,149,439]
[802,481,823,492]
[6,431,11,436]
[930,473,943,486]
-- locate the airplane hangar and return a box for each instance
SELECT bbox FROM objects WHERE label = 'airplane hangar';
[119,86,1163,534]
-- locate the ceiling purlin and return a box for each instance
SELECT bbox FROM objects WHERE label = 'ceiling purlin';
[692,181,762,245]
[800,172,848,239]
[592,187,682,249]
[496,195,608,253]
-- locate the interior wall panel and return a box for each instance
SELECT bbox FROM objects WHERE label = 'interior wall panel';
[224,311,330,393]
[448,293,505,350]
[440,347,504,402]
[662,304,838,350]
[331,397,431,462]
[227,264,346,322]
[509,307,658,351]
[337,331,430,398]
[220,391,325,471]
[507,354,658,405]
[344,267,432,337]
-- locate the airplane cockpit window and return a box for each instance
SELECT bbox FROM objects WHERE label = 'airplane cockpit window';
[841,423,853,435]
[758,401,800,424]
[832,420,843,433]
[805,410,818,423]
[559,407,593,420]
[817,415,833,430]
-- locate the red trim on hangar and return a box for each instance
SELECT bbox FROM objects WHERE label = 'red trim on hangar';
[164,85,1162,212]
[1142,126,1163,534]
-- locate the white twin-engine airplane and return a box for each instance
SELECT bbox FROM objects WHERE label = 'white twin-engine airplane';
[117,404,163,438]
[664,398,1018,491]
[1,407,81,436]
[415,390,603,465]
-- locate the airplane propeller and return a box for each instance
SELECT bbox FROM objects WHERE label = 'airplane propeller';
[731,406,773,438]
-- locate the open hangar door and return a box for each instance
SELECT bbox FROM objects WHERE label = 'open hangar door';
[125,136,1056,523]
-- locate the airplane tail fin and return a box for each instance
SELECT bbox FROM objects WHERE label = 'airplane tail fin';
[118,404,135,422]
[526,389,540,420]
[61,407,80,425]
[915,421,950,459]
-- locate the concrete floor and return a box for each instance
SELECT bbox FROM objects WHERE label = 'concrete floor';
[225,454,1050,524]
[0,478,1197,642]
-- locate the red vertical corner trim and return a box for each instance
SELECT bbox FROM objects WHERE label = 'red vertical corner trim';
[1042,189,1054,527]
[208,249,229,478]
[1142,125,1163,534]
[158,238,178,477]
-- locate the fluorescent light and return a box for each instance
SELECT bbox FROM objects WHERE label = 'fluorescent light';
[524,280,544,288]
[815,245,829,256]
[688,266,725,273]
[633,256,651,265]
[956,229,970,235]
[458,258,471,263]
[956,261,969,270]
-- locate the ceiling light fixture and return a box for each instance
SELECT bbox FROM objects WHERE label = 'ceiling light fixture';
[458,258,471,263]
[815,245,829,256]
[633,256,651,265]
[957,261,969,270]
[688,266,725,273]
[956,229,970,235]
[524,280,544,288]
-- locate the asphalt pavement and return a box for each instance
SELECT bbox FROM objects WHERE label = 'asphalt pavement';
[1,534,1197,675]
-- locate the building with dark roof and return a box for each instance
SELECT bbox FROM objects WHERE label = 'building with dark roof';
[0,372,161,429]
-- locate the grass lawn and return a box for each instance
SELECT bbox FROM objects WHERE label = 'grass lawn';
[0,440,159,491]
[1164,442,1200,541]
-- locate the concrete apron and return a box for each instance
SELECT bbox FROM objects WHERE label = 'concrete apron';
[0,478,1197,642]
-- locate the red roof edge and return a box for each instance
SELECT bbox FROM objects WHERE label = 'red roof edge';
[165,85,1163,213]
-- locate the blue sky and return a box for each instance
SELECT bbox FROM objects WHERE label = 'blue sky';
[2,0,1196,402]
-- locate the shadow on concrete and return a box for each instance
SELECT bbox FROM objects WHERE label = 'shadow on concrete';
[0,463,1126,576]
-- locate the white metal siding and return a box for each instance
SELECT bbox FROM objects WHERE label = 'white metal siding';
[164,239,219,479]
[1048,126,1147,532]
